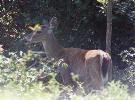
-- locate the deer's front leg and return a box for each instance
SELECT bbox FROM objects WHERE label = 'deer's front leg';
[56,65,73,85]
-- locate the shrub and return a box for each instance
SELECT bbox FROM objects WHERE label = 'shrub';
[0,51,135,99]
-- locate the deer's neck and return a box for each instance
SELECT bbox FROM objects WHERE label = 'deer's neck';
[42,33,63,59]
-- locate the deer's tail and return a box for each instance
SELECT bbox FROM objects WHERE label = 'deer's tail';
[100,51,112,85]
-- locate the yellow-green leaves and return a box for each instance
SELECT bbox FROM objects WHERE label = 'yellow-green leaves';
[97,0,106,5]
[28,24,41,31]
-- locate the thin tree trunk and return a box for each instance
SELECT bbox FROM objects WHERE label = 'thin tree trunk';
[106,0,113,54]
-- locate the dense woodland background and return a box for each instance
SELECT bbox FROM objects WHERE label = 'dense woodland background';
[1,0,135,68]
[0,0,135,97]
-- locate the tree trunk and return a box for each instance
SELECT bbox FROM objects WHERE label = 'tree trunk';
[106,0,113,54]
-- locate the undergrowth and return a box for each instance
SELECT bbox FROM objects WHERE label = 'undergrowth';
[0,50,135,100]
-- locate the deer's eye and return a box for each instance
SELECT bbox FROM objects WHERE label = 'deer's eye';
[37,31,42,34]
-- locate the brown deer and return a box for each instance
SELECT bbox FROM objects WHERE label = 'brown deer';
[24,17,112,93]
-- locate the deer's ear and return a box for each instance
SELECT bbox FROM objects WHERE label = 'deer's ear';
[43,19,49,25]
[49,17,58,29]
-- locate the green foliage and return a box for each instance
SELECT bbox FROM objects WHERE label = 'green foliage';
[0,51,135,99]
[97,0,106,5]
[0,0,135,99]
[0,51,61,99]
[85,81,130,100]
[1,0,135,51]
[120,47,135,66]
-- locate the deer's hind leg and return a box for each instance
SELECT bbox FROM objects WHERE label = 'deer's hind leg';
[85,59,104,93]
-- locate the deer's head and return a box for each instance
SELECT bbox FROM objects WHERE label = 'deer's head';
[24,17,58,43]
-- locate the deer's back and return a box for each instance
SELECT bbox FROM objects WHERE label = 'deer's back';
[61,48,103,80]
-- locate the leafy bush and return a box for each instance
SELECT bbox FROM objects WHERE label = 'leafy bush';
[0,50,135,100]
[113,47,135,95]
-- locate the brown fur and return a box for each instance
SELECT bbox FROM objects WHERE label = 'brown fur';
[25,17,112,93]
[58,48,112,92]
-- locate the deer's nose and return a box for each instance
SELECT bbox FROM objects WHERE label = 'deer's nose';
[22,36,32,45]
[25,37,31,42]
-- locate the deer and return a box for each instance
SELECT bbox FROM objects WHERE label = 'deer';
[24,17,112,93]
